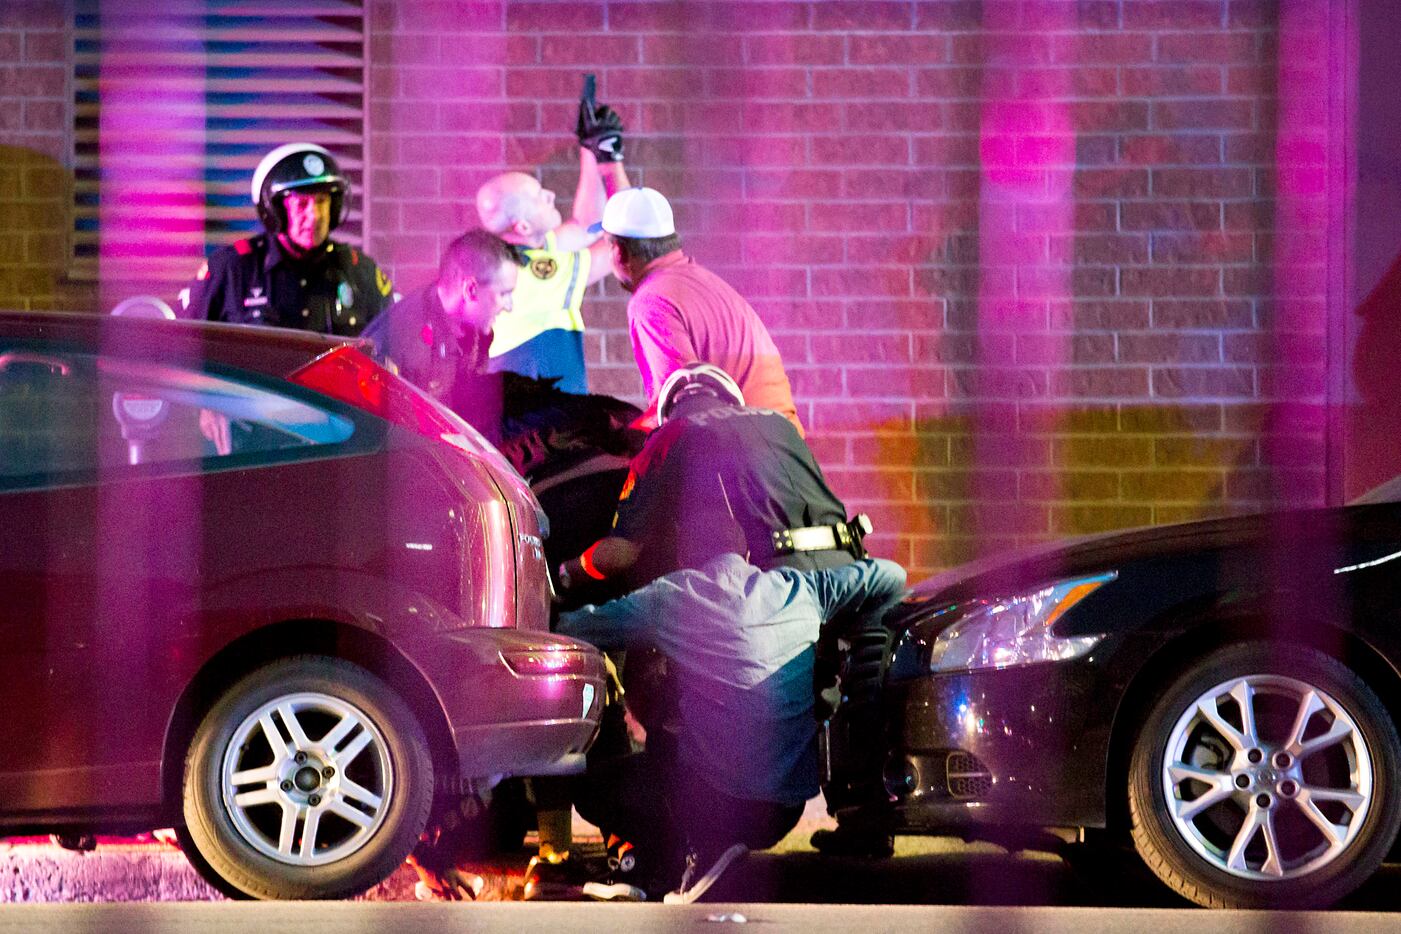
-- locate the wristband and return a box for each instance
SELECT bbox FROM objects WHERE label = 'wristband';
[578,544,607,581]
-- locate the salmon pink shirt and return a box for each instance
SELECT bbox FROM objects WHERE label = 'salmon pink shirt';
[626,252,802,434]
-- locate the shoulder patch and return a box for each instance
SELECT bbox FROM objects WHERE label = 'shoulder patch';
[628,423,681,483]
[376,267,393,297]
[233,238,254,256]
[350,248,360,266]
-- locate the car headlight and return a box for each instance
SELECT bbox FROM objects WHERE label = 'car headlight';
[927,572,1116,673]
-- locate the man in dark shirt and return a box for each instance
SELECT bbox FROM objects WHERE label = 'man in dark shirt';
[361,229,518,438]
[543,363,880,894]
[181,143,394,336]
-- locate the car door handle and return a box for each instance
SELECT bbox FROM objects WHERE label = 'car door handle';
[0,352,72,376]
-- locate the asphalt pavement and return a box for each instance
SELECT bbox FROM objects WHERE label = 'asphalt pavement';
[1,902,1401,934]
[7,799,1401,929]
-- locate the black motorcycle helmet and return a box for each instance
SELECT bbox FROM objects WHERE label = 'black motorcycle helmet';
[251,143,351,235]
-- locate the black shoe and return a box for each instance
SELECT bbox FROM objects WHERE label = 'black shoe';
[524,840,651,901]
[810,826,895,859]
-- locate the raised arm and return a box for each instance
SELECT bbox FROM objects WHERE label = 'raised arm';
[556,82,633,277]
[555,146,606,253]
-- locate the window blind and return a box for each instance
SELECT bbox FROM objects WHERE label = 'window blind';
[72,0,368,297]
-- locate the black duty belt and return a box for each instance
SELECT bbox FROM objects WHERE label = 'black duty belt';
[771,514,873,559]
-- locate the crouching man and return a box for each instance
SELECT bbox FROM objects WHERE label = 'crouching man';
[552,549,906,901]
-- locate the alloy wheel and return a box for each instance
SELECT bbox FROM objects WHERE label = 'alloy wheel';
[220,691,394,866]
[1161,673,1373,881]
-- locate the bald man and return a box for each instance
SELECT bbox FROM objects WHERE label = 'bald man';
[476,92,631,393]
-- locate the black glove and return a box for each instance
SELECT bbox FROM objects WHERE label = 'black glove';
[577,99,625,162]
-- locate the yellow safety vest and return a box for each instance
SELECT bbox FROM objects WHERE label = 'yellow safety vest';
[489,231,590,357]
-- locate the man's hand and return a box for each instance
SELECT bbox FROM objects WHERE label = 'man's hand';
[577,80,625,163]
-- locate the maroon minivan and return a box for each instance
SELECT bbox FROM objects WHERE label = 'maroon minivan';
[0,311,605,899]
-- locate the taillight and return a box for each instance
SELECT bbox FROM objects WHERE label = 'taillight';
[500,647,595,676]
[289,345,516,474]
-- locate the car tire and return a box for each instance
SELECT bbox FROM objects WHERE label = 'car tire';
[172,822,250,900]
[1128,642,1401,908]
[181,656,433,899]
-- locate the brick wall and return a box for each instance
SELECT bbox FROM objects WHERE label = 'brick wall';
[0,2,81,311]
[367,0,1334,579]
[0,2,1338,581]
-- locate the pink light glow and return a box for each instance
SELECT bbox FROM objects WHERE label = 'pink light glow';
[1268,0,1333,508]
[974,1,1076,553]
[96,1,206,304]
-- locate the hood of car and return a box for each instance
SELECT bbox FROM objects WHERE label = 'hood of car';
[898,504,1369,615]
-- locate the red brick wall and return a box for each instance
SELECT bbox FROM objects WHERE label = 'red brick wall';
[366,0,1335,579]
[0,2,1337,581]
[0,2,77,311]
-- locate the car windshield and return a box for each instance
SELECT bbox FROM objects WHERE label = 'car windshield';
[1351,474,1401,505]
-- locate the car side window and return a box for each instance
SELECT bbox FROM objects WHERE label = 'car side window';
[0,347,353,484]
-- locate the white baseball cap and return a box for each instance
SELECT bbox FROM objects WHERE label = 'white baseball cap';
[590,187,676,238]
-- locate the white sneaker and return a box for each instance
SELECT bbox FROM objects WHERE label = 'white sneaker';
[662,844,748,905]
[582,880,648,901]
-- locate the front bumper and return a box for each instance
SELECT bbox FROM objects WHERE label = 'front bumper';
[399,628,607,781]
[873,657,1113,833]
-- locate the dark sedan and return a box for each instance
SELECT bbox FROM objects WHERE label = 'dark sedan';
[826,490,1401,908]
[0,311,605,899]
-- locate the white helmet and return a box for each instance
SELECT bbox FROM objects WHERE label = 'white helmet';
[251,143,350,234]
[656,363,744,423]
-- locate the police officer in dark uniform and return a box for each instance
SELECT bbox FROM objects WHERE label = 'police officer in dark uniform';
[556,363,867,596]
[181,142,393,336]
[361,229,518,441]
[537,363,883,898]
